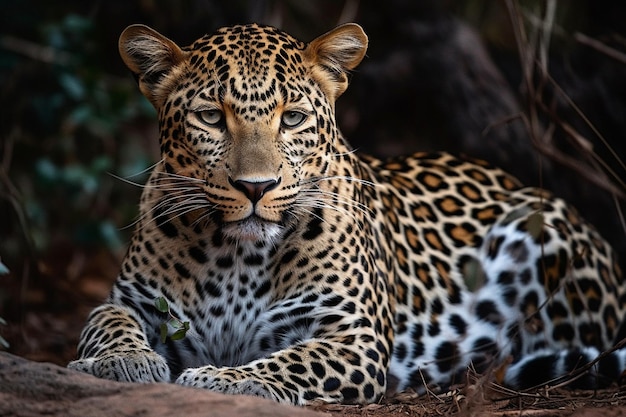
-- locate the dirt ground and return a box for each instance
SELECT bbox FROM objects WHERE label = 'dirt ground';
[2,247,625,417]
[313,386,626,416]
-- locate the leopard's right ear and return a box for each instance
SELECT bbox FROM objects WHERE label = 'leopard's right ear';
[305,24,368,103]
[119,24,187,107]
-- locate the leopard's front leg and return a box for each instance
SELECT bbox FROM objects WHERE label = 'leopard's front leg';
[176,336,387,405]
[67,303,170,383]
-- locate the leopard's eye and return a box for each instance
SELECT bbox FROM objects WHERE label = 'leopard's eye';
[196,109,223,126]
[281,111,306,128]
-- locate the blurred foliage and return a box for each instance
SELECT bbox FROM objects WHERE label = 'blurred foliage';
[1,10,156,268]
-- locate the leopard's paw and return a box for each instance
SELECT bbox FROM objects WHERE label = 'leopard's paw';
[68,350,170,383]
[176,367,273,399]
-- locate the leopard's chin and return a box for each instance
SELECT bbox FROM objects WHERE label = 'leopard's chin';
[221,216,283,243]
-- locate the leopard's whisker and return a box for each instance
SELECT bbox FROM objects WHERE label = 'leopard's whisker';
[124,191,212,230]
[301,175,378,189]
[297,187,373,218]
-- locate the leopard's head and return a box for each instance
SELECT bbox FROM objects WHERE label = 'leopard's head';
[119,23,367,242]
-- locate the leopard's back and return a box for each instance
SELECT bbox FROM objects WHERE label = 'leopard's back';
[364,151,626,389]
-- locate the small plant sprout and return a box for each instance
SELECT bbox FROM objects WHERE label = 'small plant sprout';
[154,297,190,343]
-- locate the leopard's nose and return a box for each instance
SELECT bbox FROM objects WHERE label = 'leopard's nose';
[229,177,280,204]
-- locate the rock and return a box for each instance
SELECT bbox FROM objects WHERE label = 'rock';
[0,352,324,417]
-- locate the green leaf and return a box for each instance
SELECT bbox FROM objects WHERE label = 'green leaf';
[154,297,169,313]
[501,206,531,225]
[159,323,168,344]
[91,156,113,173]
[167,318,182,329]
[68,105,91,125]
[462,258,485,292]
[35,158,59,182]
[0,261,9,275]
[62,14,92,33]
[98,221,123,250]
[0,317,6,326]
[526,212,545,240]
[171,328,188,341]
[59,73,86,100]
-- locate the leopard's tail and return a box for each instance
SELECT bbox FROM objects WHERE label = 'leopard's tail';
[504,346,626,389]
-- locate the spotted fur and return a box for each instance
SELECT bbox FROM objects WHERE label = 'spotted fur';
[68,23,626,405]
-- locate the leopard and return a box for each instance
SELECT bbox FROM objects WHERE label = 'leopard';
[68,22,626,405]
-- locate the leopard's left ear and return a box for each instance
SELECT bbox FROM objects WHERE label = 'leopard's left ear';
[119,24,187,108]
[305,23,368,102]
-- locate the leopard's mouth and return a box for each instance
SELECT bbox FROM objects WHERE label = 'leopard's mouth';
[221,214,283,243]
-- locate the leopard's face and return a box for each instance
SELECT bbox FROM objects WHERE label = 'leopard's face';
[119,24,367,242]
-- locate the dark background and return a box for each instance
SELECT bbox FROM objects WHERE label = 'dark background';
[1,0,625,364]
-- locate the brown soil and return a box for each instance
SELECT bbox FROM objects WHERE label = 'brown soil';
[311,385,626,416]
